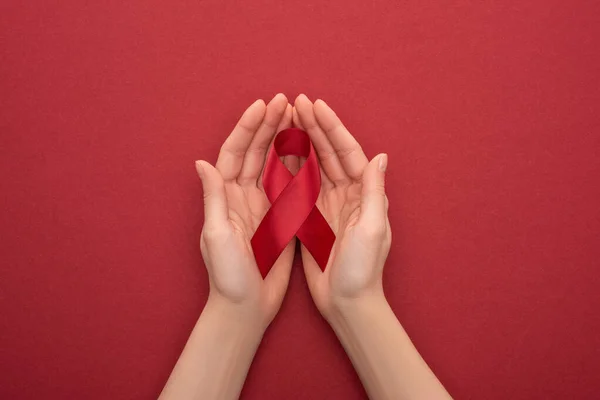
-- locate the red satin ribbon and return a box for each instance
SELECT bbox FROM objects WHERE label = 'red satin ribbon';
[251,128,335,278]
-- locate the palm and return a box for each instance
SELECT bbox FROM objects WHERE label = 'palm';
[318,182,362,235]
[305,181,366,308]
[201,183,269,298]
[228,184,271,232]
[224,181,271,251]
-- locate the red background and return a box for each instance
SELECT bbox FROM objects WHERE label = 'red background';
[1,1,599,399]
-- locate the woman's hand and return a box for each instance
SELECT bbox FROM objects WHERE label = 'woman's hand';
[163,95,451,400]
[293,94,391,320]
[196,93,298,330]
[160,95,299,400]
[293,96,452,400]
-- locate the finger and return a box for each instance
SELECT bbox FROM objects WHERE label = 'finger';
[257,103,294,189]
[195,160,229,227]
[277,103,293,132]
[292,106,304,129]
[264,240,295,308]
[295,94,349,185]
[238,94,288,185]
[358,154,388,226]
[314,99,369,181]
[216,99,266,181]
[293,104,333,189]
[281,104,299,174]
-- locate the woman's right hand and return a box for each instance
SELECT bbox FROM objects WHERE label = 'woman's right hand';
[293,94,391,319]
[294,95,451,400]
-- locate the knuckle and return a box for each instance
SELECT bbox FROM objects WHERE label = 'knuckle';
[336,144,363,163]
[202,191,213,201]
[361,222,386,240]
[202,225,229,242]
[202,185,225,203]
[202,191,217,204]
[219,141,245,157]
[319,149,337,163]
[303,117,319,130]
[246,145,268,155]
[263,117,280,129]
[373,182,386,196]
[336,145,357,159]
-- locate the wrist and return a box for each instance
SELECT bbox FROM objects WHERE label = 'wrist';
[323,289,451,400]
[160,292,265,400]
[327,289,389,331]
[204,293,268,339]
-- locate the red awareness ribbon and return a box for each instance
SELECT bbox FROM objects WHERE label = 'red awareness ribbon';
[251,128,335,278]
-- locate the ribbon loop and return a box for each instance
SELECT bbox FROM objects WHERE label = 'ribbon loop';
[251,128,335,277]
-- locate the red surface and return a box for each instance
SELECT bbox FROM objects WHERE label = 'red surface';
[1,1,599,399]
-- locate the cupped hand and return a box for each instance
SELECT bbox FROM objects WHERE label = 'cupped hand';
[195,94,299,329]
[293,94,391,319]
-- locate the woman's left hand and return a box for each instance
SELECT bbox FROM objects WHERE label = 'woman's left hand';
[195,94,298,330]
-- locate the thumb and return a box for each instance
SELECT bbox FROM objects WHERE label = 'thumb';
[358,154,387,225]
[195,160,228,227]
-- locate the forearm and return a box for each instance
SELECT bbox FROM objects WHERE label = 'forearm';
[329,293,452,400]
[159,295,264,400]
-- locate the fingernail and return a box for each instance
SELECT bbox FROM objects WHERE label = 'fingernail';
[195,160,205,178]
[378,154,388,172]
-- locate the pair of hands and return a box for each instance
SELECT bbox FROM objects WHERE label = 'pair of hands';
[195,94,391,331]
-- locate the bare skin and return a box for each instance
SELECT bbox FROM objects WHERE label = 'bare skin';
[159,94,452,400]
